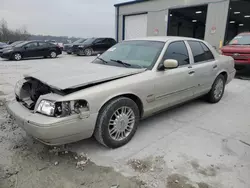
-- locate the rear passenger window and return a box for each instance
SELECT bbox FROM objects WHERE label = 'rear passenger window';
[163,41,189,66]
[188,41,214,63]
[200,42,214,60]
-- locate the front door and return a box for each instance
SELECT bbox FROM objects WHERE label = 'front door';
[151,41,195,112]
[22,42,39,58]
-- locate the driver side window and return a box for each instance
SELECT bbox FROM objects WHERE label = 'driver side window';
[94,38,105,44]
[163,41,190,66]
[24,42,38,49]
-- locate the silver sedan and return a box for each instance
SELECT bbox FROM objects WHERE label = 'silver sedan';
[7,36,236,148]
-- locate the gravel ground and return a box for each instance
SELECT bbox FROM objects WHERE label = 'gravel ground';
[0,54,250,188]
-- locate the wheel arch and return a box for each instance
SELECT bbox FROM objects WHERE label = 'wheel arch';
[98,93,144,118]
[11,51,23,59]
[217,70,228,82]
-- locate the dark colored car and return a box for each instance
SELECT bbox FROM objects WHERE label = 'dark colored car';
[75,38,116,56]
[64,39,86,54]
[0,41,62,61]
[221,32,250,73]
[0,42,7,50]
[0,41,24,56]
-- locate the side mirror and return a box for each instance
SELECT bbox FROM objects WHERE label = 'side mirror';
[163,59,178,69]
[24,46,28,50]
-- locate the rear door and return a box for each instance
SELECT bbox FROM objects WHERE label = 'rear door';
[186,40,218,96]
[106,38,117,50]
[38,42,50,56]
[22,42,39,58]
[92,38,106,53]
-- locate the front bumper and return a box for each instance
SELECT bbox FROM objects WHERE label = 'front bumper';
[7,100,98,145]
[0,52,12,59]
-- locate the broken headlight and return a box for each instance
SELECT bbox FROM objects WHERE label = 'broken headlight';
[37,100,55,116]
[37,100,89,117]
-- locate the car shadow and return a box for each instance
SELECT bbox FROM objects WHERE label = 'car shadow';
[0,56,63,62]
[68,98,207,152]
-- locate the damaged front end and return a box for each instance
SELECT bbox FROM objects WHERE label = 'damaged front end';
[15,77,89,118]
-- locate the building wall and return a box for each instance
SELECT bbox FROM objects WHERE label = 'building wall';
[116,0,230,48]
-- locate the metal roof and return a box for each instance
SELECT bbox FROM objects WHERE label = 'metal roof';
[126,36,203,42]
[114,0,150,7]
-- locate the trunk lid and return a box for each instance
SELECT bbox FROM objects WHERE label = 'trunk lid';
[221,45,250,62]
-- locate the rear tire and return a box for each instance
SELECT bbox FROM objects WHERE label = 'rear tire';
[12,53,22,61]
[50,51,57,58]
[206,74,225,103]
[94,97,140,148]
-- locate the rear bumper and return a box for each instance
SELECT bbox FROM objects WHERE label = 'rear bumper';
[227,69,236,84]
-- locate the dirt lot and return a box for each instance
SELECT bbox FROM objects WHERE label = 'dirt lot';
[0,54,250,188]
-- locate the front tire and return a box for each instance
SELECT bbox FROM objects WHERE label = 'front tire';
[206,74,225,103]
[50,51,57,58]
[84,48,92,56]
[94,97,140,148]
[12,53,22,61]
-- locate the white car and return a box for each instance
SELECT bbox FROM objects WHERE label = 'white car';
[7,36,235,148]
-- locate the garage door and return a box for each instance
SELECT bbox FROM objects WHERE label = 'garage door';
[124,14,148,40]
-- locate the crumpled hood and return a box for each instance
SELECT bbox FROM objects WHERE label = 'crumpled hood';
[24,62,145,90]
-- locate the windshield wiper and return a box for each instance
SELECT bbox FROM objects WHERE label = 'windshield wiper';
[97,56,108,64]
[110,59,131,67]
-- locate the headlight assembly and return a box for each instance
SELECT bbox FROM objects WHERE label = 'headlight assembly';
[36,100,89,117]
[37,100,55,116]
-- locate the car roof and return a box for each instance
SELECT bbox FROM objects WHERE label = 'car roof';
[126,36,203,42]
[238,32,250,35]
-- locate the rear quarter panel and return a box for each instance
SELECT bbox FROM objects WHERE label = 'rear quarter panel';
[216,55,235,80]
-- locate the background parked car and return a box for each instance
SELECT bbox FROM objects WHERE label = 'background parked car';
[0,42,7,50]
[46,40,64,51]
[64,38,86,54]
[221,32,250,74]
[0,41,62,61]
[0,41,24,56]
[75,37,116,56]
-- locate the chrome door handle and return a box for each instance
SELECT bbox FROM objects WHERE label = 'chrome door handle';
[188,71,195,75]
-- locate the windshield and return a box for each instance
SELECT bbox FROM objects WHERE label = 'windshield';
[92,40,165,69]
[73,39,85,44]
[10,41,23,47]
[229,34,250,45]
[15,41,28,47]
[82,38,96,45]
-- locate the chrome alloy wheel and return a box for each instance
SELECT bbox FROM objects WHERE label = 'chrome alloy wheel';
[108,106,135,141]
[14,53,21,60]
[214,78,224,99]
[84,48,92,56]
[50,51,57,58]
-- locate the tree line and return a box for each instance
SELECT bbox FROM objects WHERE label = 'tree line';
[0,19,30,43]
[0,19,80,44]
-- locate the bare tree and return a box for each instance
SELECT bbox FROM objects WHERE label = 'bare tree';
[0,19,30,42]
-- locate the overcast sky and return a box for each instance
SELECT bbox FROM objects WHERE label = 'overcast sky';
[0,0,130,38]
